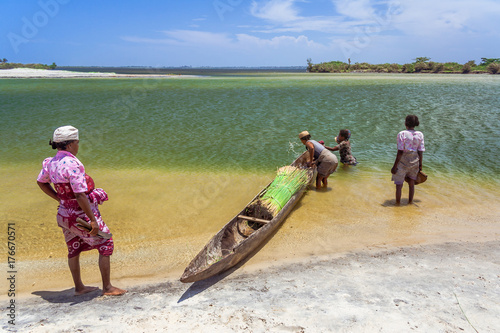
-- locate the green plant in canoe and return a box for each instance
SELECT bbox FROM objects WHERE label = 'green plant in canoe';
[257,166,310,217]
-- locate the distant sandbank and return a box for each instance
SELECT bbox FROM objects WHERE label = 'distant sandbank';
[0,68,190,78]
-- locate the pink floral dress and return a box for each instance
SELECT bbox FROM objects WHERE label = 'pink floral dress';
[37,150,114,258]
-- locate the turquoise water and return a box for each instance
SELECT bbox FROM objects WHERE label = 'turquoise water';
[1,74,499,180]
[2,73,500,292]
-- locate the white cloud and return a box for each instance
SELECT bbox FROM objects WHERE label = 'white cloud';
[236,34,325,50]
[120,0,500,66]
[122,30,233,47]
[387,0,500,36]
[333,0,375,20]
[124,30,323,51]
[250,0,301,22]
[249,0,384,34]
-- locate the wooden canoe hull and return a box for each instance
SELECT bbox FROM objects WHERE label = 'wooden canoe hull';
[180,151,313,283]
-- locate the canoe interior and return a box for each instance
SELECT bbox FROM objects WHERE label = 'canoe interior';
[180,151,313,283]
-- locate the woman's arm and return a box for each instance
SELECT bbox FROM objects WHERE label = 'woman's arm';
[305,141,315,166]
[74,192,99,236]
[418,151,423,171]
[37,181,60,202]
[325,145,339,151]
[391,150,404,174]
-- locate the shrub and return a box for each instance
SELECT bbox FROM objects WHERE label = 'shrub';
[414,62,426,72]
[443,62,461,72]
[465,60,476,67]
[462,63,471,73]
[433,63,444,73]
[389,63,400,73]
[359,62,371,70]
[487,62,500,74]
[351,63,361,70]
[402,63,415,73]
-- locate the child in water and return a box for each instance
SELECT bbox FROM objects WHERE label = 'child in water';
[325,129,357,165]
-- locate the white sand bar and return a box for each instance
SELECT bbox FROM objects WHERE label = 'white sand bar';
[0,68,120,78]
[0,68,188,78]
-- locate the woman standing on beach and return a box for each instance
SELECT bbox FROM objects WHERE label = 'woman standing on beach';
[391,115,425,204]
[37,125,126,296]
[299,130,338,189]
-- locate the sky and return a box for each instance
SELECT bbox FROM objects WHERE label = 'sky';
[1,0,500,67]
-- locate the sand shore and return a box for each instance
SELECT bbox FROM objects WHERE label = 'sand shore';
[4,239,499,332]
[0,68,185,78]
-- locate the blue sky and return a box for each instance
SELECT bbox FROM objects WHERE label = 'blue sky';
[2,0,499,67]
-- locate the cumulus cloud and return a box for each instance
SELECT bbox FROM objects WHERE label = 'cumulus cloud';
[250,0,301,22]
[333,0,375,20]
[121,0,500,65]
[392,0,500,36]
[236,34,324,49]
[124,30,323,51]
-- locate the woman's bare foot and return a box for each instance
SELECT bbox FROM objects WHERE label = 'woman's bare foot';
[74,286,99,296]
[102,286,127,296]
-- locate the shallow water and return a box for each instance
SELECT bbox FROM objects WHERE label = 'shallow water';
[1,74,499,292]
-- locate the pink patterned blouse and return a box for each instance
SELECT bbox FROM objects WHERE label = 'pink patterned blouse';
[397,130,425,152]
[37,150,88,193]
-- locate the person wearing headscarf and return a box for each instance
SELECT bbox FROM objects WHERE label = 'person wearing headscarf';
[37,125,126,296]
[299,131,338,189]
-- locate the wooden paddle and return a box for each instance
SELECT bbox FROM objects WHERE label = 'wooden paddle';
[76,217,112,239]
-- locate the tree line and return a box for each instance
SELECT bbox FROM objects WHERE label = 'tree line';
[0,59,57,70]
[307,57,500,74]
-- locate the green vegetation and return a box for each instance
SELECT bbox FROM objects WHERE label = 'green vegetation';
[0,59,57,70]
[258,166,310,217]
[307,57,499,74]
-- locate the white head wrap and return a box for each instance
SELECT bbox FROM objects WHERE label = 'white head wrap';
[52,125,79,142]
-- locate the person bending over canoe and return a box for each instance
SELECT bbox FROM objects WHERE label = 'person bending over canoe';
[299,131,338,189]
[37,125,126,296]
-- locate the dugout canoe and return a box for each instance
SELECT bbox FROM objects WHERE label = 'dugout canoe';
[180,151,314,283]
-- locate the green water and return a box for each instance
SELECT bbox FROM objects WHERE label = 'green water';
[1,73,500,292]
[1,74,499,181]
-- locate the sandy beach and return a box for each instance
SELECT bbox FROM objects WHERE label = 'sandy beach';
[3,239,499,332]
[2,165,499,332]
[0,68,186,78]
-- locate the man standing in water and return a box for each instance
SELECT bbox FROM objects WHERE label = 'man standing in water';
[37,125,126,296]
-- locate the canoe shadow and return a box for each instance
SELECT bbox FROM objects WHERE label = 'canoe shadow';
[32,288,101,305]
[177,201,304,303]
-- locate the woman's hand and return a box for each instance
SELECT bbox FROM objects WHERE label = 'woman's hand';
[391,166,398,174]
[89,221,99,236]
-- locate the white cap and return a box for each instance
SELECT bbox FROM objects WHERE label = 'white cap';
[52,125,79,142]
